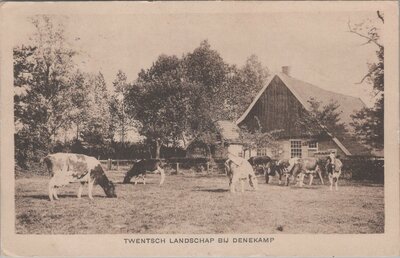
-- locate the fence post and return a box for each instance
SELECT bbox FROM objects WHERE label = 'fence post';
[107,159,112,170]
[207,162,210,173]
[117,159,120,171]
[176,163,179,174]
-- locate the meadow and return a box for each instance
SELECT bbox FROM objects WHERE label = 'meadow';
[15,168,384,234]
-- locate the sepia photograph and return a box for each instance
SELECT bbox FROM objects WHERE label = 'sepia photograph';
[1,1,399,257]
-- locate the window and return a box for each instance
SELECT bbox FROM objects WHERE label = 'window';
[257,148,268,156]
[308,141,318,157]
[290,140,302,158]
[308,141,318,150]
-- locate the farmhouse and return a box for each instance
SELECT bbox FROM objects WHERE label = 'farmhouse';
[236,66,371,159]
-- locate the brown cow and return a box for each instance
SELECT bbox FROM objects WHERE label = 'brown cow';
[285,157,325,187]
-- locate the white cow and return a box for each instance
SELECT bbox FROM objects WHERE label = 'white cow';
[225,154,258,193]
[43,153,117,201]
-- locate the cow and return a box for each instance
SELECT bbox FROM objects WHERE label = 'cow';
[248,156,273,183]
[283,157,325,187]
[122,159,165,185]
[225,156,258,193]
[326,153,343,191]
[42,153,117,201]
[267,159,290,185]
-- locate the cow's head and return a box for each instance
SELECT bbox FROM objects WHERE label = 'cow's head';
[93,165,117,198]
[104,180,117,198]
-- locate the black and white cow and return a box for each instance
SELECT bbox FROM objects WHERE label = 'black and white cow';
[326,153,343,191]
[267,159,289,185]
[43,153,117,201]
[123,159,165,185]
[248,156,273,183]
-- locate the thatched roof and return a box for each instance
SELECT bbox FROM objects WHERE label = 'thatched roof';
[237,73,366,127]
[215,120,241,143]
[236,72,372,156]
[278,73,366,126]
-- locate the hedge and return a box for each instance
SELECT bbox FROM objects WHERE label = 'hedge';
[341,157,384,183]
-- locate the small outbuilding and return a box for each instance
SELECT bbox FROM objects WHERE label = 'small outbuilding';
[186,120,244,159]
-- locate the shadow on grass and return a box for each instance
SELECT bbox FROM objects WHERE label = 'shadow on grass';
[20,194,110,200]
[115,182,156,185]
[192,188,229,193]
[286,185,323,190]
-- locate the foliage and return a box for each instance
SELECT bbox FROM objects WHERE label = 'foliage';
[13,16,80,167]
[110,70,135,143]
[223,55,270,120]
[124,41,271,157]
[342,157,384,183]
[14,16,116,168]
[78,73,114,156]
[125,55,194,158]
[239,121,281,155]
[15,16,272,165]
[295,98,348,139]
[349,12,384,149]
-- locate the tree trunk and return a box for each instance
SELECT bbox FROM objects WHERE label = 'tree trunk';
[155,140,161,159]
[206,144,212,159]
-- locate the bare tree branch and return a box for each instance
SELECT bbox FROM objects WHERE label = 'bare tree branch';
[355,65,379,84]
[377,11,384,23]
[347,20,383,49]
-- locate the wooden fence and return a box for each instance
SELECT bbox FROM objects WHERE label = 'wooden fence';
[99,159,226,174]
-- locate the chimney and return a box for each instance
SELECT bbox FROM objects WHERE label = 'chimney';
[282,66,291,76]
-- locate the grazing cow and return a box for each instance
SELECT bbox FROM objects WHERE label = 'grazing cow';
[326,153,343,191]
[225,155,258,193]
[123,159,165,185]
[284,157,325,187]
[43,153,117,201]
[248,156,273,183]
[267,159,289,185]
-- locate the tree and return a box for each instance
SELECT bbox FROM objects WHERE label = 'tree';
[349,11,384,149]
[125,41,271,158]
[223,55,270,120]
[79,72,114,157]
[14,16,81,167]
[295,98,348,139]
[125,55,193,158]
[183,40,230,121]
[110,70,135,143]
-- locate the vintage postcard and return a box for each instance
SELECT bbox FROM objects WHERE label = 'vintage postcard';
[1,1,399,257]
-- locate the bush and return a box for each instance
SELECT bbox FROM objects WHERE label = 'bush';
[342,157,384,183]
[14,130,49,169]
[164,157,226,173]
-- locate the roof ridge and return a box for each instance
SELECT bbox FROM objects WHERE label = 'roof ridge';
[278,72,362,101]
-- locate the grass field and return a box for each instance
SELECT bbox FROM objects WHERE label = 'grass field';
[15,168,384,234]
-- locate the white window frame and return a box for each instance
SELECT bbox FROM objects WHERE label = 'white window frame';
[308,141,318,151]
[257,147,268,156]
[290,139,302,158]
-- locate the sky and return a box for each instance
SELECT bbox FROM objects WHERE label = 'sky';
[12,10,381,107]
